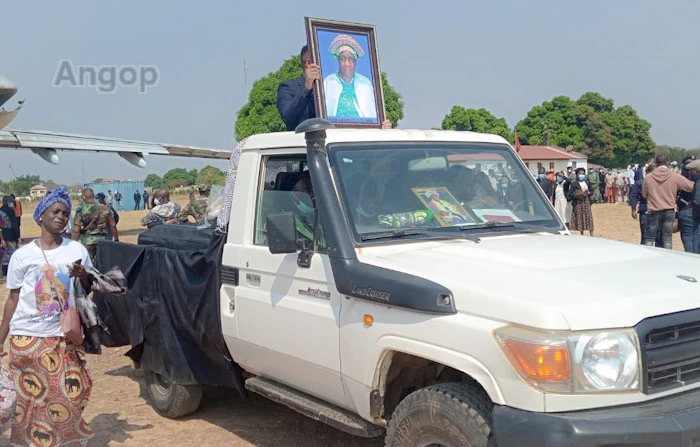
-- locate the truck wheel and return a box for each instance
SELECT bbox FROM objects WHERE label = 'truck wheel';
[146,370,204,418]
[385,382,493,447]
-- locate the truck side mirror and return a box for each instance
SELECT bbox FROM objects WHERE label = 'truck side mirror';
[266,213,298,254]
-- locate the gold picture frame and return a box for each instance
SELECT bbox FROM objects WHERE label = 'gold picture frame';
[411,187,481,227]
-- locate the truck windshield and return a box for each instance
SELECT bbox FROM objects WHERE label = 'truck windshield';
[328,142,563,243]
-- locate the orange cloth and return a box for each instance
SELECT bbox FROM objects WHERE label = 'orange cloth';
[13,199,22,217]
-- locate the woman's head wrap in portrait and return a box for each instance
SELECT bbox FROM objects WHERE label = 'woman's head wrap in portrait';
[329,34,365,58]
[33,186,72,225]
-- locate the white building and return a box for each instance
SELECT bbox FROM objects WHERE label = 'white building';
[517,145,588,177]
[29,184,48,199]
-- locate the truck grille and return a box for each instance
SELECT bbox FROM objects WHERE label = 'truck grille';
[637,309,700,394]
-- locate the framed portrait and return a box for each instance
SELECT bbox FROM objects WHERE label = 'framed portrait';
[411,187,481,227]
[305,17,386,128]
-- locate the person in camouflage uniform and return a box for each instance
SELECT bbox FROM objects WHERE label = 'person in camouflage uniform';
[177,185,210,223]
[71,188,119,265]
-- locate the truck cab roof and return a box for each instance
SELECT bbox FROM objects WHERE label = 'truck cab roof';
[240,129,511,151]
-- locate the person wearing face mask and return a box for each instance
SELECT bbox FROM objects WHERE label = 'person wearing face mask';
[567,168,594,236]
[140,189,181,229]
[289,172,326,248]
[615,168,628,203]
[536,166,555,204]
[604,169,614,203]
[553,171,571,228]
[496,176,524,210]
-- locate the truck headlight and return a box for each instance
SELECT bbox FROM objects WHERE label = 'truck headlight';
[494,325,640,393]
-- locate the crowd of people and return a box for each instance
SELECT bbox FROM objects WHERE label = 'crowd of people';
[0,183,214,445]
[0,186,212,278]
[0,195,22,279]
[527,153,700,251]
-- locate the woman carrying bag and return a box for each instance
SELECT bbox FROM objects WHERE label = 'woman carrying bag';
[0,187,94,447]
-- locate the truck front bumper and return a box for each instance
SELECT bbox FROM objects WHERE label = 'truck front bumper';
[493,388,700,446]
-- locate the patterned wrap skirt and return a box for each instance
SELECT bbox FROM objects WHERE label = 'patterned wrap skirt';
[1,240,17,267]
[9,335,93,447]
[570,197,594,231]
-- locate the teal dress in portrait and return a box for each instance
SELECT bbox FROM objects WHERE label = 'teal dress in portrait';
[336,75,360,117]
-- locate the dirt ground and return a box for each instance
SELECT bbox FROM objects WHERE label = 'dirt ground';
[0,199,683,446]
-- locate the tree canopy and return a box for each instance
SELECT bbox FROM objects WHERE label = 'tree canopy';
[144,173,165,189]
[0,174,44,197]
[163,168,197,188]
[514,92,656,166]
[441,106,513,142]
[656,145,700,164]
[196,165,226,185]
[234,54,405,141]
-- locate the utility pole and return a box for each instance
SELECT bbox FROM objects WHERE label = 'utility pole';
[243,58,248,87]
[9,163,17,179]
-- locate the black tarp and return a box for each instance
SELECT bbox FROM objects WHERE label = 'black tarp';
[137,222,215,251]
[93,226,237,388]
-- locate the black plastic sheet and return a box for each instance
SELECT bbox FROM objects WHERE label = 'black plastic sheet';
[93,226,236,388]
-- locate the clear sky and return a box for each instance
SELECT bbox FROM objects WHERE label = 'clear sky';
[2,0,699,185]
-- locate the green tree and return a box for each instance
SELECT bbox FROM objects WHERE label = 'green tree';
[515,93,656,166]
[163,168,191,189]
[196,165,226,185]
[656,145,699,164]
[5,174,42,197]
[441,106,513,141]
[235,55,302,141]
[577,92,614,113]
[144,173,165,189]
[92,178,104,183]
[234,54,405,141]
[187,169,199,186]
[381,72,404,128]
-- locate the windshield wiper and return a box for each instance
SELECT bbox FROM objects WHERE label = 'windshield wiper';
[361,229,480,243]
[459,221,561,234]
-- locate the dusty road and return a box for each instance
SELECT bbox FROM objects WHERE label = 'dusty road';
[0,200,683,446]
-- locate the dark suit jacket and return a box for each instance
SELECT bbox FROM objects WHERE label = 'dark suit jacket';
[277,75,316,131]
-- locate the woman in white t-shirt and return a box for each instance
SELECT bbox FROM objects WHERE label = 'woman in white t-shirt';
[0,187,94,447]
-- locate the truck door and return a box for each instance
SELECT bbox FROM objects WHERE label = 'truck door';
[222,155,347,408]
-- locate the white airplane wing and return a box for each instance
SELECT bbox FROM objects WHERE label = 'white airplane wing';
[0,128,231,168]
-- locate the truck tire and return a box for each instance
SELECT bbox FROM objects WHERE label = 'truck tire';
[146,370,204,418]
[384,382,494,447]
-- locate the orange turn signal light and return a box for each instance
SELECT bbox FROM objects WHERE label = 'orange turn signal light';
[363,314,373,326]
[503,339,570,382]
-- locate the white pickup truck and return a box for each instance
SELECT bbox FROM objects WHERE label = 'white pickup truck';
[102,119,700,446]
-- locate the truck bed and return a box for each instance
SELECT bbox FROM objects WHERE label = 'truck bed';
[93,224,237,388]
